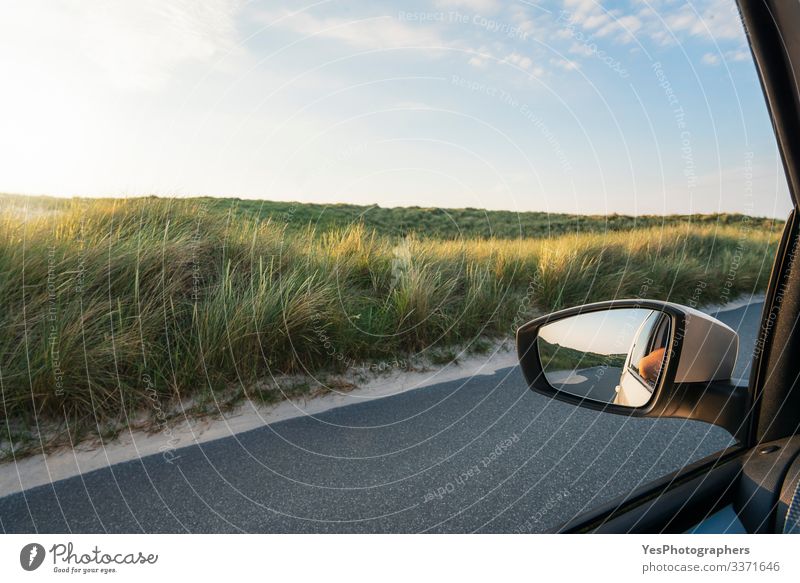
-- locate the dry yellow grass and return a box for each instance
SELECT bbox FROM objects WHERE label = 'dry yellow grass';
[0,198,781,450]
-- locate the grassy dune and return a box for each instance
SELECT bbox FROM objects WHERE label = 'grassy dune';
[0,192,780,238]
[538,338,627,372]
[0,196,783,450]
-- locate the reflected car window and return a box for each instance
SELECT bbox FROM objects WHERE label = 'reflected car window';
[627,313,670,388]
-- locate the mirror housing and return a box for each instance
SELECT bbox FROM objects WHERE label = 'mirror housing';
[516,300,749,441]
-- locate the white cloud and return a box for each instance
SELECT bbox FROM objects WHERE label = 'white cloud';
[563,0,601,20]
[725,48,751,62]
[258,9,447,51]
[561,0,746,49]
[510,6,539,36]
[698,48,750,66]
[0,0,243,92]
[569,42,595,57]
[504,52,534,70]
[663,0,744,41]
[551,57,580,71]
[561,0,643,44]
[468,54,491,68]
[602,14,642,43]
[465,45,501,69]
[435,0,500,12]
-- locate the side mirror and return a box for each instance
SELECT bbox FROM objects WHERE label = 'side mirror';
[516,300,749,441]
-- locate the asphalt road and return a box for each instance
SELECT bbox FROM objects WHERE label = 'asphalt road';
[0,301,763,533]
[548,366,624,402]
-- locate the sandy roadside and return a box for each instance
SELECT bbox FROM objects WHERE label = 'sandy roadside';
[0,342,519,497]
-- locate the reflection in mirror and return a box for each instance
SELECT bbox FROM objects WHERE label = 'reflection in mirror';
[536,308,671,407]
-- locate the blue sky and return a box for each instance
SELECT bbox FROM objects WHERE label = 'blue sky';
[0,0,791,216]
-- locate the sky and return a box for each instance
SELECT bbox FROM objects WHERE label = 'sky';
[0,0,792,217]
[539,308,647,355]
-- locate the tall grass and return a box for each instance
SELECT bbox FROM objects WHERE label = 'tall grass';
[0,197,781,433]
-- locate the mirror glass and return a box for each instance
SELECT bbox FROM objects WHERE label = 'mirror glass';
[536,308,671,407]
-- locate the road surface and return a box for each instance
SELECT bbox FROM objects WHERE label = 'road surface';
[0,301,763,533]
[547,366,624,402]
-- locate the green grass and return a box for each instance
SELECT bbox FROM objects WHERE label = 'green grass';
[0,194,784,455]
[538,338,627,372]
[1,192,780,239]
